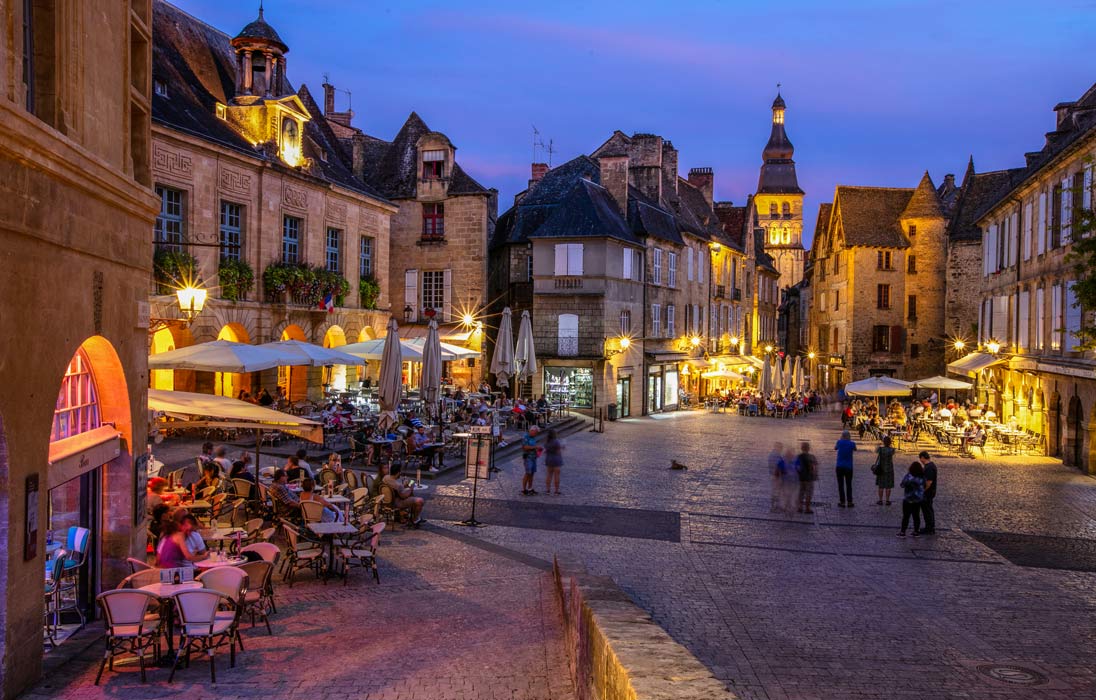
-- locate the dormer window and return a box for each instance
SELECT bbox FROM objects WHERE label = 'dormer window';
[422,149,446,179]
[154,80,168,97]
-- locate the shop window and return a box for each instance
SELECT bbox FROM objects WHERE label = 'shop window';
[544,366,592,409]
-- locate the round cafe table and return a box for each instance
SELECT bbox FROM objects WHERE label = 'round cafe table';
[139,580,202,661]
[194,554,246,570]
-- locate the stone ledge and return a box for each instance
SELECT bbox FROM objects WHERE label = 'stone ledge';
[554,556,735,700]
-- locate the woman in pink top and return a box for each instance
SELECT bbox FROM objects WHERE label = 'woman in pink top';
[156,517,207,568]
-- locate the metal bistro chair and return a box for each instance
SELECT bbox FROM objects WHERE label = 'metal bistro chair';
[44,552,66,647]
[195,567,248,652]
[238,561,275,634]
[336,521,385,586]
[168,589,239,684]
[94,589,164,684]
[239,542,280,613]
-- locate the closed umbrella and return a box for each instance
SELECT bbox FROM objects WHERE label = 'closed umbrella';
[759,356,772,395]
[257,339,366,367]
[514,310,538,392]
[420,319,443,418]
[490,307,515,394]
[792,356,804,393]
[148,340,287,373]
[377,319,404,431]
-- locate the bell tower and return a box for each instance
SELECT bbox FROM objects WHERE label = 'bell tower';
[230,3,289,102]
[755,91,805,289]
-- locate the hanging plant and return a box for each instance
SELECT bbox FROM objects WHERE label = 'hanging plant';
[153,249,198,294]
[359,275,380,310]
[218,258,254,302]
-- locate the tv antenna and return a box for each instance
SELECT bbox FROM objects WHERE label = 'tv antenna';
[321,72,353,113]
[532,125,556,167]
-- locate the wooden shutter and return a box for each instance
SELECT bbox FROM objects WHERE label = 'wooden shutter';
[985,225,998,274]
[554,245,567,276]
[1009,211,1019,267]
[1037,191,1047,254]
[569,244,584,275]
[890,325,904,353]
[404,269,418,319]
[1023,201,1033,261]
[442,269,452,322]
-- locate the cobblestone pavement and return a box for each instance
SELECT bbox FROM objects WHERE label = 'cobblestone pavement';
[433,409,1096,700]
[26,527,575,700]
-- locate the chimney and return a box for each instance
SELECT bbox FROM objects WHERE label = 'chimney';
[688,167,714,207]
[943,173,955,189]
[323,82,335,115]
[661,141,678,196]
[529,162,549,189]
[598,155,629,214]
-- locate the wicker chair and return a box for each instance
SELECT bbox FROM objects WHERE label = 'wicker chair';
[95,589,163,684]
[336,522,384,586]
[279,523,325,586]
[239,561,275,634]
[167,589,238,683]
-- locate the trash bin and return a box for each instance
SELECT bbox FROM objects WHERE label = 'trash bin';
[607,403,618,421]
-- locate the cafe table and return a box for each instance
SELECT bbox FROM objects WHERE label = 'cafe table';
[139,580,202,660]
[307,522,358,577]
[194,552,246,570]
[325,494,351,521]
[199,527,246,552]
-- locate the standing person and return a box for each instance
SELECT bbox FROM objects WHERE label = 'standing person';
[544,429,564,495]
[780,447,799,513]
[834,430,858,508]
[768,442,784,512]
[795,442,818,514]
[898,462,925,537]
[521,426,540,496]
[919,451,938,534]
[874,436,896,505]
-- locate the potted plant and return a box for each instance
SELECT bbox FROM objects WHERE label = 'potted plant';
[218,258,254,302]
[359,275,380,309]
[153,249,198,295]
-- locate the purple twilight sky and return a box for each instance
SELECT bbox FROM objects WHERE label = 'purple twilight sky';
[170,0,1096,247]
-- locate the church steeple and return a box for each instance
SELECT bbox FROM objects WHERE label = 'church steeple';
[231,4,290,100]
[758,91,802,194]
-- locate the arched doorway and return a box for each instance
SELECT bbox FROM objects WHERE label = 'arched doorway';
[216,323,251,399]
[1049,391,1062,458]
[149,324,194,392]
[47,337,132,637]
[1066,395,1084,469]
[280,325,308,402]
[322,325,348,391]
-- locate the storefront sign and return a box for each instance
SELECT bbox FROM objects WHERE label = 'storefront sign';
[24,474,39,561]
[828,355,844,367]
[48,426,120,489]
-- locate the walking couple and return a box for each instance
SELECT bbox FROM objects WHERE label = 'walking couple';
[769,442,818,514]
[897,451,938,537]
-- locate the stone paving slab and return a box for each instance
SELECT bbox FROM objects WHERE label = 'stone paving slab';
[25,527,576,700]
[429,410,1096,699]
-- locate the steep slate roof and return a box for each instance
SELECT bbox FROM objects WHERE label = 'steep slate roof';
[152,1,388,203]
[832,186,915,248]
[813,203,833,248]
[355,111,489,200]
[714,202,749,251]
[900,172,944,219]
[978,81,1096,216]
[947,159,1026,242]
[232,7,288,52]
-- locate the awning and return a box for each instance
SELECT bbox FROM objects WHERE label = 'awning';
[148,389,323,443]
[947,352,1005,377]
[684,358,712,369]
[645,351,690,363]
[48,426,122,489]
[701,369,746,381]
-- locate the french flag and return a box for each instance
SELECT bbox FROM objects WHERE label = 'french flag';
[321,293,334,313]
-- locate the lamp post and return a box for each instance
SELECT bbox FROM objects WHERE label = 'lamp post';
[808,350,816,391]
[150,283,207,332]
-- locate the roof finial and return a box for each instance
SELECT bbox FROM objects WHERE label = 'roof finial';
[259,0,264,18]
[777,82,781,93]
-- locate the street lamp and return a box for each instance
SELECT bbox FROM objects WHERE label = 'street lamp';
[764,344,774,354]
[985,338,1002,355]
[690,335,702,348]
[954,339,966,352]
[151,282,207,332]
[604,335,631,359]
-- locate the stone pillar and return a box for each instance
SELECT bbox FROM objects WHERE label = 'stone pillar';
[242,50,253,94]
[235,52,244,94]
[263,52,273,97]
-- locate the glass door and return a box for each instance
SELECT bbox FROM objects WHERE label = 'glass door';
[617,378,631,418]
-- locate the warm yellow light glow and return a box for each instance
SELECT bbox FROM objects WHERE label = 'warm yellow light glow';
[690,336,702,347]
[176,285,207,316]
[462,313,476,327]
[773,108,785,125]
[281,141,303,167]
[808,351,816,360]
[619,337,631,350]
[730,336,739,346]
[681,364,690,375]
[710,242,721,253]
[985,339,1001,354]
[765,344,774,354]
[954,339,966,351]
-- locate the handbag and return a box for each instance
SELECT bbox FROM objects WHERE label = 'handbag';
[870,457,880,475]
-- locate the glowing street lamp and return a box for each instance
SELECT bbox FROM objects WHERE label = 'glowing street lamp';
[985,339,1002,355]
[176,284,207,321]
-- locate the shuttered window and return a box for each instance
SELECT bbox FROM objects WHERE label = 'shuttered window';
[1065,282,1081,352]
[1035,287,1045,350]
[404,269,418,319]
[553,243,583,276]
[1037,191,1047,255]
[1018,290,1030,350]
[1022,200,1033,261]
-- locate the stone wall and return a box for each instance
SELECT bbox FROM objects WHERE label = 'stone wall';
[553,558,735,700]
[946,238,981,341]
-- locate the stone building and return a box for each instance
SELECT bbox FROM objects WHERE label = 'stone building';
[809,174,950,386]
[321,94,497,385]
[0,1,157,694]
[754,93,806,290]
[489,132,749,416]
[962,82,1096,471]
[149,1,398,401]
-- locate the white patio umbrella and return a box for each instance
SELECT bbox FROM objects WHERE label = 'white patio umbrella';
[377,319,404,431]
[844,376,912,397]
[148,340,288,373]
[257,339,366,367]
[514,310,538,392]
[490,307,515,393]
[759,356,772,395]
[420,319,443,418]
[403,337,479,360]
[341,337,425,362]
[701,369,745,381]
[910,375,972,390]
[792,356,804,393]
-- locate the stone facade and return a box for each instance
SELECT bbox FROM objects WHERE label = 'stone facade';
[972,83,1096,472]
[0,1,158,695]
[946,238,982,341]
[809,175,949,386]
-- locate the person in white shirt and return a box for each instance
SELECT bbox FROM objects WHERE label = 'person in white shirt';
[294,448,315,480]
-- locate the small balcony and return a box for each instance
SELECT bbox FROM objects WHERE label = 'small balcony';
[554,276,583,290]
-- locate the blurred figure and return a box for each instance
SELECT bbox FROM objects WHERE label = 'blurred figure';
[898,462,926,537]
[874,436,896,505]
[795,442,818,514]
[768,442,784,512]
[780,447,799,513]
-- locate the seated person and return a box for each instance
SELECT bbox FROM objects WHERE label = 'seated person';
[173,510,208,554]
[299,478,344,522]
[268,468,302,519]
[410,425,440,471]
[156,515,208,568]
[285,455,310,483]
[229,459,256,483]
[294,449,315,480]
[147,502,172,545]
[257,388,274,406]
[211,446,233,476]
[368,462,389,504]
[195,462,221,493]
[146,477,178,515]
[197,441,215,467]
[381,462,426,527]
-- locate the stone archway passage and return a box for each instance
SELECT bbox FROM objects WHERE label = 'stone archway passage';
[280,324,308,402]
[1067,395,1085,470]
[322,325,348,391]
[216,323,252,399]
